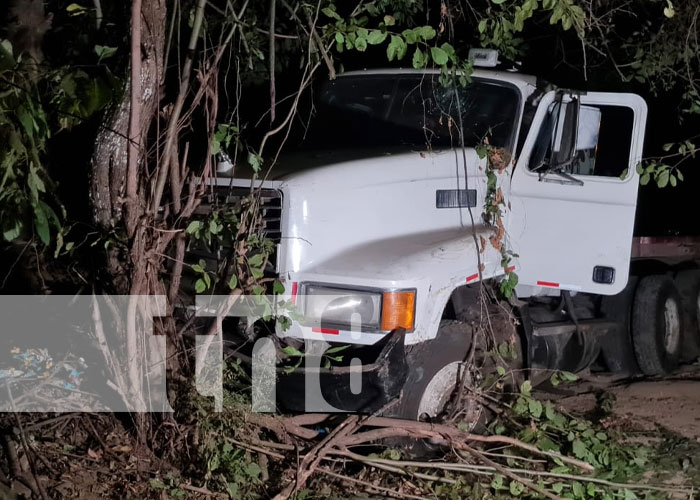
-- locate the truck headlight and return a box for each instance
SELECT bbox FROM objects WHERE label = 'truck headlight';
[302,284,415,332]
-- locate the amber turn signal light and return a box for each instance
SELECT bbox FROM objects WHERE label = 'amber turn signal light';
[381,291,416,332]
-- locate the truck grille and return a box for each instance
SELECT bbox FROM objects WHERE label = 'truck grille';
[180,185,282,299]
[196,185,283,244]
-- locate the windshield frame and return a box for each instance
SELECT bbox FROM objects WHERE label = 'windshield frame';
[300,73,524,154]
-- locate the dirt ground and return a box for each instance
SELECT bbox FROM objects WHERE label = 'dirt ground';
[545,361,700,441]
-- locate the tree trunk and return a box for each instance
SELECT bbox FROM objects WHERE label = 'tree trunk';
[89,0,167,443]
[90,0,166,294]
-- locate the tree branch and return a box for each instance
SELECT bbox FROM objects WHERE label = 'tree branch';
[125,0,143,236]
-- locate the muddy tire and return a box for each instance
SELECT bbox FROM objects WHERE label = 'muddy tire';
[600,276,640,375]
[389,320,476,422]
[631,275,683,375]
[674,270,700,362]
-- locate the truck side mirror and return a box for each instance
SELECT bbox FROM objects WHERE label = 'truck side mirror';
[550,97,580,169]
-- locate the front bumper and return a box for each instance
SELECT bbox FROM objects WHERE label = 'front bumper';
[276,329,408,413]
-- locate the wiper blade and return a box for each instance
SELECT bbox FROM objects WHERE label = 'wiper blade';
[538,168,584,186]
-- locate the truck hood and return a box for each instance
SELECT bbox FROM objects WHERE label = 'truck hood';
[275,147,498,285]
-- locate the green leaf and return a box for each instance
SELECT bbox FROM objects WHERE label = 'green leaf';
[412,47,426,69]
[509,480,525,496]
[496,365,506,376]
[545,402,556,421]
[402,28,419,44]
[560,371,578,382]
[195,279,207,293]
[417,26,436,41]
[430,46,448,65]
[228,275,238,290]
[624,488,638,500]
[538,437,559,451]
[3,220,23,242]
[386,36,406,61]
[670,174,677,187]
[321,7,341,20]
[273,280,285,294]
[640,173,650,185]
[384,15,395,26]
[246,462,262,478]
[478,19,488,34]
[282,345,304,357]
[440,42,456,58]
[252,284,265,295]
[656,170,670,188]
[572,439,587,458]
[94,45,117,60]
[635,163,644,174]
[248,253,264,267]
[490,474,504,490]
[28,166,46,195]
[66,3,87,14]
[150,479,167,490]
[355,37,368,52]
[620,168,628,180]
[33,203,50,245]
[335,32,344,44]
[664,0,675,18]
[528,398,543,419]
[367,30,387,45]
[186,220,202,234]
[520,380,532,396]
[247,152,262,173]
[677,170,684,181]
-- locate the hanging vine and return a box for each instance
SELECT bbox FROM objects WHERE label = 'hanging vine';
[476,139,519,298]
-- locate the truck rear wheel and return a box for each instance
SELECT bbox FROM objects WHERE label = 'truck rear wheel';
[389,321,482,426]
[600,277,640,375]
[631,275,683,375]
[674,270,700,362]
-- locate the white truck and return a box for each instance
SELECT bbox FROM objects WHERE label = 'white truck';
[192,52,700,420]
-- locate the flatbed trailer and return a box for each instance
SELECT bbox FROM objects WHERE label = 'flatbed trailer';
[632,236,700,261]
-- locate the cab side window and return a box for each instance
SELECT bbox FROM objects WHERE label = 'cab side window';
[529,103,634,178]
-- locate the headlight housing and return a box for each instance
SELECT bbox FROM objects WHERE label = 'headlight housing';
[301,284,415,332]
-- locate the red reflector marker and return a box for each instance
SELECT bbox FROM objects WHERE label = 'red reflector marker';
[291,282,298,304]
[537,280,560,288]
[466,273,479,283]
[312,328,339,335]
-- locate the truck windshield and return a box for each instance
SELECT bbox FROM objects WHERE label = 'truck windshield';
[295,74,520,151]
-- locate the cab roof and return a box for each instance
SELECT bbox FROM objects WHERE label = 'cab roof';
[339,67,540,98]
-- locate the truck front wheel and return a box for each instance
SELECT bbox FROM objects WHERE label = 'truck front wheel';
[632,275,683,375]
[389,321,482,426]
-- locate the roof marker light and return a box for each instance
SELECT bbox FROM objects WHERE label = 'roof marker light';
[468,48,499,68]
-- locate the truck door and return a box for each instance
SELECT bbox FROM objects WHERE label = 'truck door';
[510,91,647,295]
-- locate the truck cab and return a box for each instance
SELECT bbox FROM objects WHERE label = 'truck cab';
[198,55,700,420]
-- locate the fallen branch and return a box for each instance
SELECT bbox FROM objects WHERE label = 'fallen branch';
[279,414,595,473]
[273,415,361,500]
[317,467,430,500]
[247,413,319,441]
[354,416,595,473]
[461,442,564,500]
